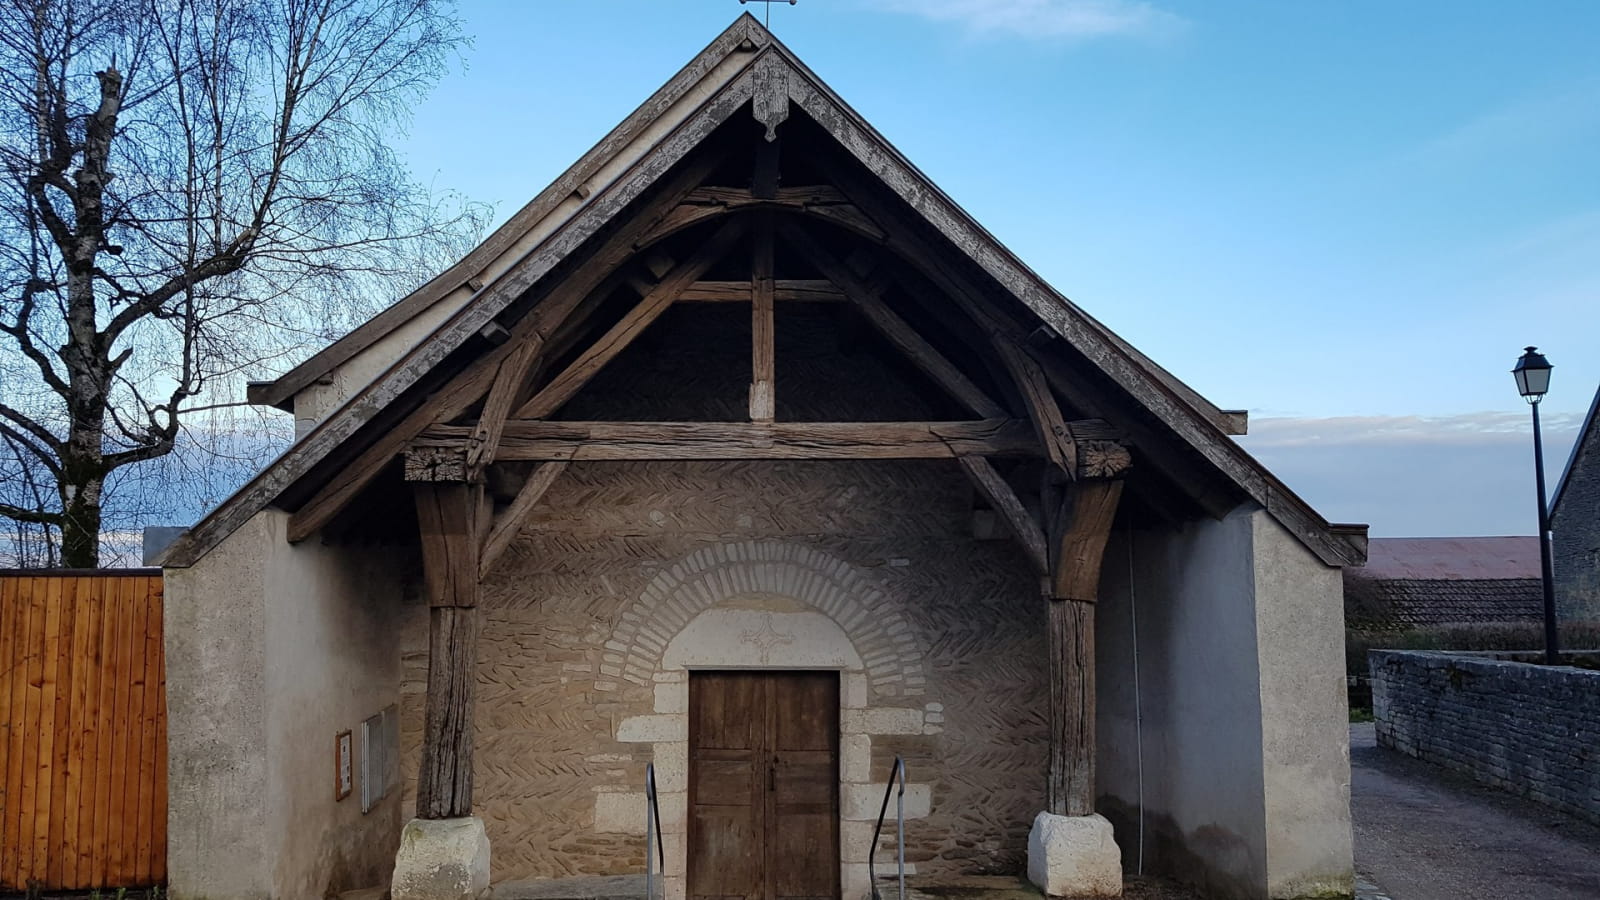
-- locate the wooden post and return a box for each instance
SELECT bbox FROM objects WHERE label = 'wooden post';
[412,478,484,819]
[1045,478,1123,817]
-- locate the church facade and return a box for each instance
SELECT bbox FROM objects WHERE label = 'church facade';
[159,16,1364,900]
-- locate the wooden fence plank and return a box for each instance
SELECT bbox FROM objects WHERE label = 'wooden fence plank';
[151,581,168,884]
[118,578,150,886]
[17,576,50,883]
[47,575,79,887]
[70,577,102,888]
[0,574,18,883]
[105,577,134,887]
[136,580,162,885]
[89,578,119,889]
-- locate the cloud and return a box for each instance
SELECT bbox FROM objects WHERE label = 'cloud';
[875,0,1184,41]
[1235,412,1581,537]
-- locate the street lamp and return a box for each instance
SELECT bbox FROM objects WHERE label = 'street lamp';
[1512,346,1560,665]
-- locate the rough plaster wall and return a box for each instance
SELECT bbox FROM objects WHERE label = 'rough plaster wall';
[1250,511,1354,899]
[165,513,274,899]
[397,458,1049,883]
[1552,426,1600,624]
[163,509,405,900]
[261,511,407,898]
[1096,509,1271,900]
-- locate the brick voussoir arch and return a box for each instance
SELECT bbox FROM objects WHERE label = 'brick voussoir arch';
[598,540,926,696]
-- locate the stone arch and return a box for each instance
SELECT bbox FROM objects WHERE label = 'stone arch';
[598,541,925,697]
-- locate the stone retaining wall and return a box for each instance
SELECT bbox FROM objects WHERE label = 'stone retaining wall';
[1370,650,1600,824]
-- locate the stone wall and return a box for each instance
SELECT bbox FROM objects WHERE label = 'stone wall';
[1370,650,1600,825]
[1553,414,1600,624]
[398,458,1049,893]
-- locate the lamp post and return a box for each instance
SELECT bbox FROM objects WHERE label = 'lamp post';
[1512,346,1560,665]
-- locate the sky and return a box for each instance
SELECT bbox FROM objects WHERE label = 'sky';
[389,0,1600,537]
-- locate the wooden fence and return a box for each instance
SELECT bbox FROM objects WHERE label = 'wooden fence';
[0,569,167,891]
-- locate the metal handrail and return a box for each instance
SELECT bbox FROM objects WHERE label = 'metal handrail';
[868,756,907,900]
[645,762,666,900]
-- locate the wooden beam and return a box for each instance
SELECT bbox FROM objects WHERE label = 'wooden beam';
[994,337,1077,476]
[958,456,1048,575]
[1044,478,1123,818]
[417,418,1096,461]
[480,461,568,579]
[416,605,477,818]
[282,148,730,544]
[750,215,776,422]
[778,219,1006,419]
[412,480,482,819]
[677,279,844,303]
[465,337,544,478]
[636,186,884,248]
[515,218,746,420]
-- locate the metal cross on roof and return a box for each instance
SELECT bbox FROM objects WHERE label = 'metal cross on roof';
[740,0,797,29]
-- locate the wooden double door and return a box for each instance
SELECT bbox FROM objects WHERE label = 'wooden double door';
[688,671,841,900]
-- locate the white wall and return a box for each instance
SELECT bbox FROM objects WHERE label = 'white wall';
[165,509,407,899]
[1097,508,1270,898]
[1096,506,1353,900]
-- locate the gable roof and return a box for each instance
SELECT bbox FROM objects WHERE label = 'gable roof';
[1551,381,1600,519]
[161,14,1367,569]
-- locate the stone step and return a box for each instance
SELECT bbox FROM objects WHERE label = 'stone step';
[492,873,648,900]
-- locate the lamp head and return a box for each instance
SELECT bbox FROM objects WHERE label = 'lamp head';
[1512,346,1553,403]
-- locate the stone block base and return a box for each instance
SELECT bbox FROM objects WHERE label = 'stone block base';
[392,817,492,900]
[1027,811,1122,898]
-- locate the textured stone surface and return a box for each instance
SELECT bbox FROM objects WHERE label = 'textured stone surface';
[1371,650,1600,825]
[1026,812,1122,898]
[391,817,492,900]
[1552,404,1600,625]
[397,458,1049,883]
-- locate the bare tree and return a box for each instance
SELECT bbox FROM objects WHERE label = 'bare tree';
[0,0,483,566]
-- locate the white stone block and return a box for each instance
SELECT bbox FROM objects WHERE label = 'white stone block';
[655,682,688,714]
[594,792,647,834]
[863,707,924,735]
[390,817,491,900]
[844,672,869,709]
[1027,812,1122,898]
[841,734,872,783]
[617,714,686,743]
[653,741,689,792]
[841,819,877,863]
[842,782,930,821]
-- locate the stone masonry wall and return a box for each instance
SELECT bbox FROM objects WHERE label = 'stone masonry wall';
[397,458,1049,888]
[1370,650,1600,825]
[1552,415,1600,624]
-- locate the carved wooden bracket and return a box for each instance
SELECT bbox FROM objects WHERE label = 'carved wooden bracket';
[404,445,472,483]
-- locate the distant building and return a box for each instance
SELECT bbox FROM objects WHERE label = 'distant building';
[1551,385,1600,624]
[1344,537,1541,630]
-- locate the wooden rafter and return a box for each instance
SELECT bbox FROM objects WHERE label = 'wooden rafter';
[993,337,1077,476]
[414,418,1088,461]
[958,456,1048,575]
[777,219,1006,419]
[282,149,731,543]
[480,461,568,578]
[750,214,776,421]
[514,218,747,420]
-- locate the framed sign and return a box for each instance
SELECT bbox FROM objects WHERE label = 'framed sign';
[335,730,354,801]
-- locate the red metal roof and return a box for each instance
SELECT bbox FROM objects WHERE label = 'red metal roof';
[1360,537,1539,581]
